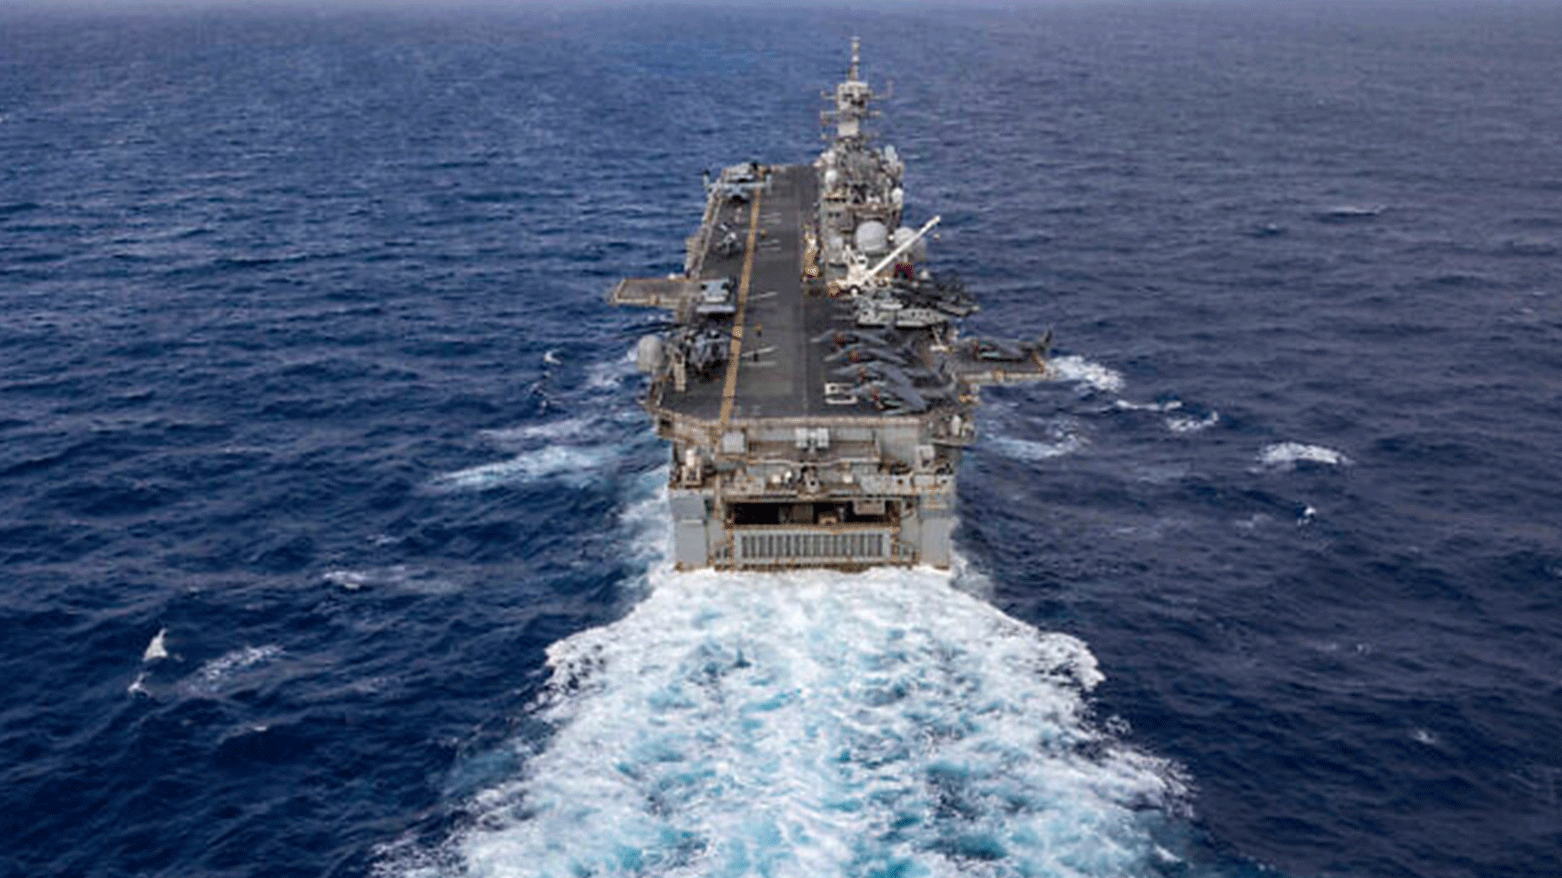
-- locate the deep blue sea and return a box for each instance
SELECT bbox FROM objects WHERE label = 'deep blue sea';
[4,2,1561,876]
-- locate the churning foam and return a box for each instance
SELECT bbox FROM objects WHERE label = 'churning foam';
[586,349,637,391]
[1048,354,1125,395]
[392,565,1189,878]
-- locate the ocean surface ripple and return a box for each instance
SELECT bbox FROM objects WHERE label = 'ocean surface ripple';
[3,4,1560,878]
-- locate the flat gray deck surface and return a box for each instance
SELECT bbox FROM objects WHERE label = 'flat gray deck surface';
[661,163,879,422]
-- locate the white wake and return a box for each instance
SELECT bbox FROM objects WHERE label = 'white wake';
[390,564,1190,878]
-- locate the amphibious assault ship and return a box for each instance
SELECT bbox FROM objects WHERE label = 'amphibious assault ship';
[611,40,1050,570]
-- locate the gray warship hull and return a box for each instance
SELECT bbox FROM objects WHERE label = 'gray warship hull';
[612,42,1049,570]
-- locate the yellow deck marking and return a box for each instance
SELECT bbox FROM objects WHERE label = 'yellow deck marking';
[719,187,763,424]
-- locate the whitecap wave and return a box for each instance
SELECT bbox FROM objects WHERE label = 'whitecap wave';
[1167,411,1220,434]
[324,569,371,591]
[1113,398,1182,413]
[428,445,609,492]
[178,645,283,697]
[386,566,1190,878]
[1048,354,1124,394]
[478,417,597,448]
[323,566,459,595]
[142,627,169,662]
[987,433,1087,462]
[586,349,637,391]
[983,416,1088,464]
[1258,441,1350,469]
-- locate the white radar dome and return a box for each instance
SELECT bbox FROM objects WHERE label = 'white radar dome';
[893,226,928,262]
[854,220,889,257]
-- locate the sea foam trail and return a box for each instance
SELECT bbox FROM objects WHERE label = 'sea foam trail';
[409,566,1188,878]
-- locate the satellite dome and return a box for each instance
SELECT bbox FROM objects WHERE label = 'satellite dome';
[854,220,889,256]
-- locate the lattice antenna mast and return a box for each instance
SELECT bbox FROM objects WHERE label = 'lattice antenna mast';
[822,36,879,144]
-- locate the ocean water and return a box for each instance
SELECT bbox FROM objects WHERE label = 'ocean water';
[3,3,1560,877]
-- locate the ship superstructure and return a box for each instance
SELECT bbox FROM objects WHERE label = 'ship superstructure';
[611,40,1049,570]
